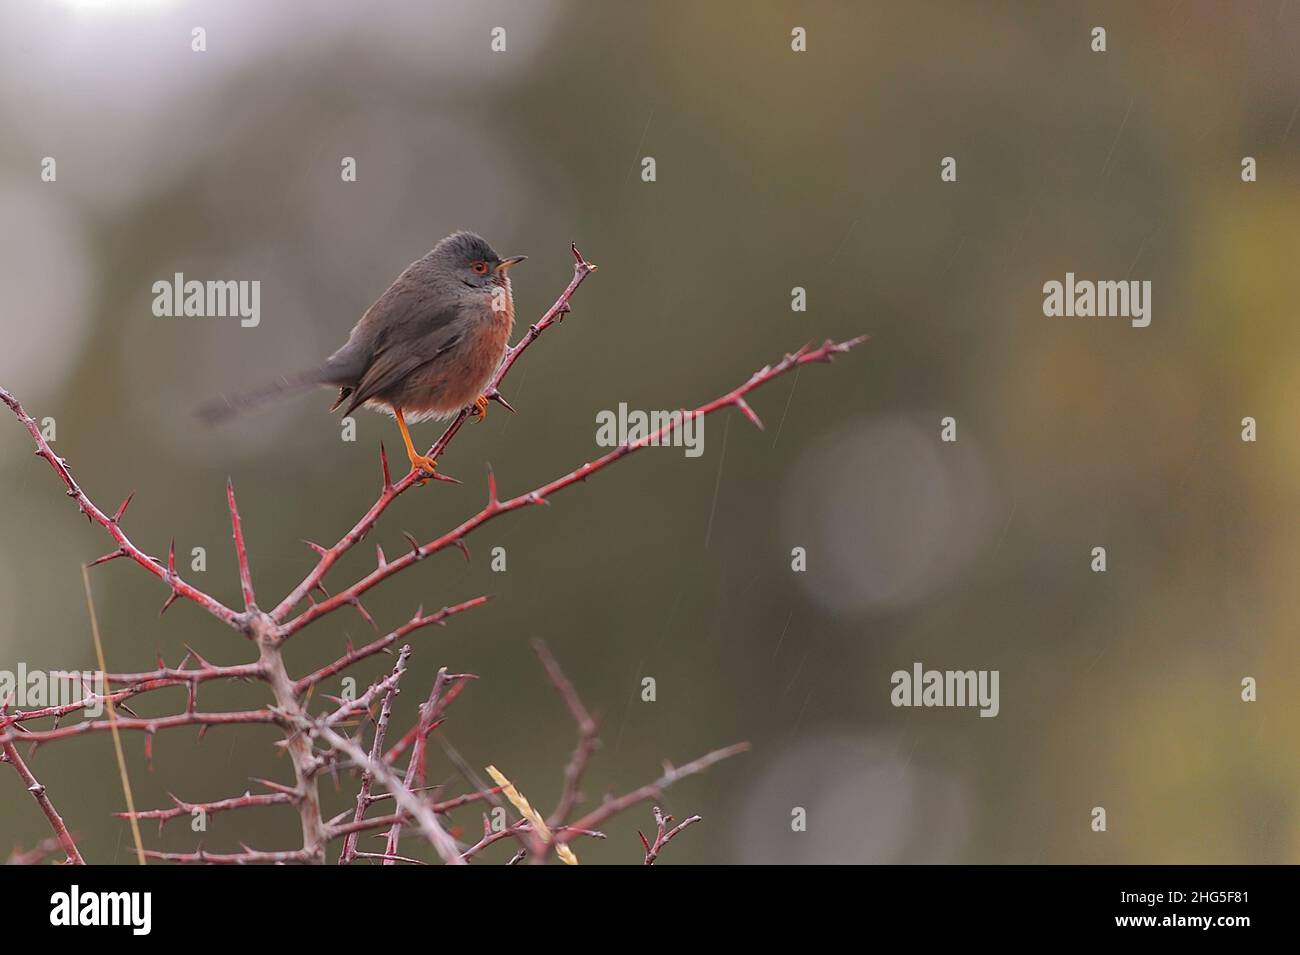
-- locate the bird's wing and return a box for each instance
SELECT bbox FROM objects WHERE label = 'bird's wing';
[339,321,464,417]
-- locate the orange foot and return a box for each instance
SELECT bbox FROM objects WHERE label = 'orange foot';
[471,395,489,421]
[408,453,436,484]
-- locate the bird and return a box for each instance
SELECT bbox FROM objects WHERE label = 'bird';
[197,231,526,478]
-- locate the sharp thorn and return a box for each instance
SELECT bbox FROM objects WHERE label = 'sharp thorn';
[112,492,136,524]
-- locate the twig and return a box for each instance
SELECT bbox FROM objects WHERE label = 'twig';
[312,721,464,865]
[382,667,452,864]
[1,737,84,864]
[339,647,409,864]
[560,742,751,842]
[117,790,295,832]
[281,337,866,636]
[534,639,599,828]
[639,806,702,864]
[0,388,243,629]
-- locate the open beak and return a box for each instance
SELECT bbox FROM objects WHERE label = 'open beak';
[494,255,527,272]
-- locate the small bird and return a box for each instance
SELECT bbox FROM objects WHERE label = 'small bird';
[198,231,526,477]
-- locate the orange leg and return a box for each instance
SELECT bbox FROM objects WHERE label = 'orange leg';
[471,395,489,421]
[393,407,436,478]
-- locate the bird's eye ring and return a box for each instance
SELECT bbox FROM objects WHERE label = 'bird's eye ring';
[471,261,488,274]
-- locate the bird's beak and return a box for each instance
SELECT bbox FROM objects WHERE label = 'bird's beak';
[495,255,527,272]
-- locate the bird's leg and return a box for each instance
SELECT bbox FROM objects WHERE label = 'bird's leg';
[393,407,437,479]
[471,395,489,421]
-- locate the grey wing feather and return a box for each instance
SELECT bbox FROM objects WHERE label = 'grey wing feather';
[330,271,463,415]
[338,320,464,417]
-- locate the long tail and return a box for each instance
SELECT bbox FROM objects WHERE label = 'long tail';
[195,368,328,425]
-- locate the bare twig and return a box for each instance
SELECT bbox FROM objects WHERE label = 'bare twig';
[534,639,599,829]
[281,337,866,636]
[639,806,702,864]
[560,742,752,842]
[338,647,410,864]
[1,737,84,864]
[0,387,243,629]
[382,667,453,864]
[312,721,464,865]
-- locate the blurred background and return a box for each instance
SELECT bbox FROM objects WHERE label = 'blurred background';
[2,0,1299,864]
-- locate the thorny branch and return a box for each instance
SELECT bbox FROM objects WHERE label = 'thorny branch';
[1,735,84,864]
[0,242,863,863]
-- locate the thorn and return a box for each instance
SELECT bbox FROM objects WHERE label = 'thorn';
[452,539,470,563]
[486,390,516,414]
[87,548,124,567]
[429,470,460,485]
[159,593,179,616]
[638,830,651,854]
[183,644,211,670]
[251,777,298,797]
[734,397,764,430]
[402,532,422,558]
[571,242,596,271]
[376,545,387,569]
[303,540,327,557]
[166,538,176,577]
[379,442,392,490]
[411,604,424,622]
[350,598,378,632]
[486,466,498,506]
[112,492,135,524]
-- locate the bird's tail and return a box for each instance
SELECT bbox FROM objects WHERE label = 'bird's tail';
[195,368,328,425]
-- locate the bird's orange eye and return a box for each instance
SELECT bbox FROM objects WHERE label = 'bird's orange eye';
[471,261,488,274]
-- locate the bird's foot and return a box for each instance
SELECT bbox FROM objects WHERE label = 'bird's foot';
[471,395,489,421]
[408,453,437,484]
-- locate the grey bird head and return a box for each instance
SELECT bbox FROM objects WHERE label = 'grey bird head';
[429,231,526,291]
